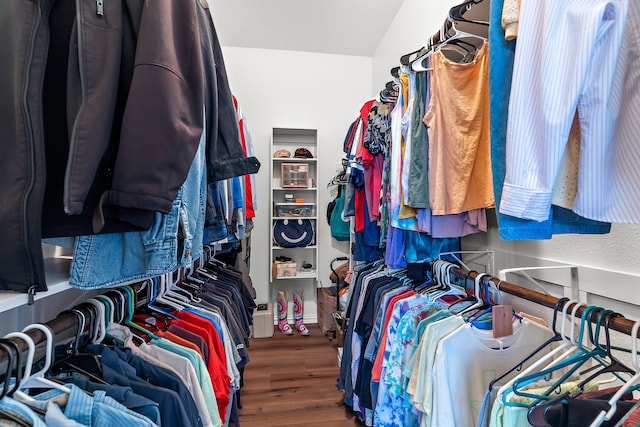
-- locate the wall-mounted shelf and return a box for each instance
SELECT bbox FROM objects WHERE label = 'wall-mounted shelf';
[269,128,319,320]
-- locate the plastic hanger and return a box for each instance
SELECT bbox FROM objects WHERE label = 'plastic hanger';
[114,287,159,342]
[534,301,589,372]
[507,305,606,408]
[399,47,424,66]
[526,310,632,425]
[448,0,489,27]
[457,272,488,316]
[94,295,114,326]
[494,305,583,411]
[86,298,107,344]
[433,17,486,56]
[0,339,20,398]
[0,345,32,427]
[3,331,69,401]
[521,308,621,419]
[571,312,633,390]
[411,39,437,72]
[146,276,180,318]
[16,325,71,399]
[589,320,640,426]
[493,299,578,407]
[412,0,487,72]
[50,309,106,385]
[2,332,34,392]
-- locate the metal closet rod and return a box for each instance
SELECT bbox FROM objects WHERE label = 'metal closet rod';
[0,282,149,375]
[449,267,640,337]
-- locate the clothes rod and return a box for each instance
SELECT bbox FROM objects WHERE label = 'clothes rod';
[0,282,149,376]
[449,267,640,337]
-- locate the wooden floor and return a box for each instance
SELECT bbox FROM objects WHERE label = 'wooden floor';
[235,324,361,427]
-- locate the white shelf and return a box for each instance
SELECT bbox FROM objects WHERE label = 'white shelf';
[272,187,318,191]
[272,158,317,162]
[270,127,319,290]
[273,270,317,280]
[273,216,317,220]
[0,257,73,312]
[273,245,317,250]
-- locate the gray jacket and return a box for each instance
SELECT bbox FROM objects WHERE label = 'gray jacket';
[0,0,257,293]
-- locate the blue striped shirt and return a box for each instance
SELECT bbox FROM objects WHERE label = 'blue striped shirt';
[501,0,630,222]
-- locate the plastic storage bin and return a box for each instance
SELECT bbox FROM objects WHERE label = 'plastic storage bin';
[275,203,315,217]
[281,163,309,188]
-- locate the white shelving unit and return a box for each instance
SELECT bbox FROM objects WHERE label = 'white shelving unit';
[270,128,319,320]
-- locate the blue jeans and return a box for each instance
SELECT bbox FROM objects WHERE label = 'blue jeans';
[204,181,228,244]
[70,122,207,289]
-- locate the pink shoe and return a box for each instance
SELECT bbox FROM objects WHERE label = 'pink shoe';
[277,291,293,335]
[294,290,310,336]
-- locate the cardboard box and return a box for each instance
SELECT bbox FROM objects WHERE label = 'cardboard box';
[253,303,274,338]
[272,261,297,278]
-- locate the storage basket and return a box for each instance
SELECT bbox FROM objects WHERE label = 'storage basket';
[272,260,297,278]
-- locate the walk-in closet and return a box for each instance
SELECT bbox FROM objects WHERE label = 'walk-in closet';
[1,0,640,426]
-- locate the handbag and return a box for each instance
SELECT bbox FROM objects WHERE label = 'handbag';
[329,186,350,241]
[273,219,314,248]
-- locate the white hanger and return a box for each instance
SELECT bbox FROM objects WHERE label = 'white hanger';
[20,325,71,395]
[493,300,582,405]
[435,18,486,53]
[430,262,467,301]
[155,273,183,311]
[94,295,115,326]
[589,320,640,426]
[86,298,107,344]
[411,45,434,72]
[412,10,487,73]
[5,329,70,401]
[457,272,488,316]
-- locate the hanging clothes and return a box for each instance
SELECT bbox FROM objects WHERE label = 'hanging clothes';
[487,0,611,240]
[0,0,260,294]
[500,0,630,223]
[424,42,494,215]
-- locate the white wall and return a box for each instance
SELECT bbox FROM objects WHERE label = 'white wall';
[372,0,462,92]
[222,47,372,320]
[370,0,640,315]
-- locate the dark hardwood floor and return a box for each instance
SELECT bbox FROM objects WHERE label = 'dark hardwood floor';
[236,324,361,427]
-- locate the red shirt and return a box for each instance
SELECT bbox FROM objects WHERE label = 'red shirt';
[172,313,231,420]
[233,96,255,219]
[371,290,416,382]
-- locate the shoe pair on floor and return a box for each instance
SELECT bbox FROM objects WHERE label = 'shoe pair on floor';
[276,290,310,336]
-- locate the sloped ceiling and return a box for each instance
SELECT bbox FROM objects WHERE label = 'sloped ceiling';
[210,0,406,57]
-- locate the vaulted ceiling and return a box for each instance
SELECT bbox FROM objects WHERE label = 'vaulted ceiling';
[210,0,406,57]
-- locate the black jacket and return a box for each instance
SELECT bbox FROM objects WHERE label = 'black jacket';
[0,0,53,293]
[0,0,257,292]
